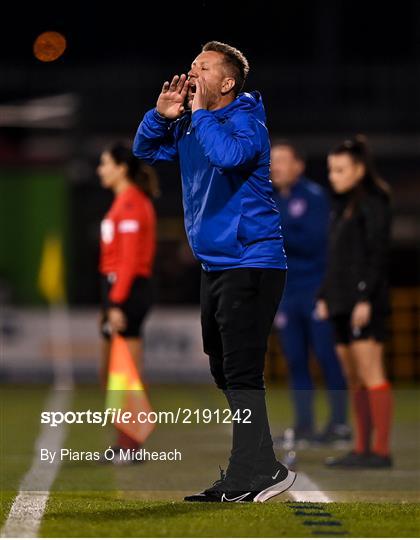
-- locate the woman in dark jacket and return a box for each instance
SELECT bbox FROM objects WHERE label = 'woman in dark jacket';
[316,135,393,468]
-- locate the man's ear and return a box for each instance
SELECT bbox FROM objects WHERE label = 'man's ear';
[296,160,305,176]
[221,77,236,95]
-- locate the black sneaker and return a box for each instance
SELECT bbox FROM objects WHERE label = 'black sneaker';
[365,453,393,468]
[184,466,227,501]
[315,423,352,446]
[251,463,297,503]
[184,464,296,503]
[184,470,255,503]
[325,450,369,468]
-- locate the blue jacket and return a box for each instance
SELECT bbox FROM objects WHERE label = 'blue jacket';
[133,91,287,271]
[273,176,329,294]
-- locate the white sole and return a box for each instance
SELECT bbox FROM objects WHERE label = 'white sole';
[253,470,297,503]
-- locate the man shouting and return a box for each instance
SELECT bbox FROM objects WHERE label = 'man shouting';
[133,41,296,502]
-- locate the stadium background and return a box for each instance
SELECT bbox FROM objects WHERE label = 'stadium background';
[1,0,419,382]
[1,1,420,537]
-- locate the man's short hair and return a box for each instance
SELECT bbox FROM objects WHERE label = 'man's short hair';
[271,139,306,163]
[202,41,249,96]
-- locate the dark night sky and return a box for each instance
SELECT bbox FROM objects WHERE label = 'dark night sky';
[1,0,419,67]
[1,0,419,304]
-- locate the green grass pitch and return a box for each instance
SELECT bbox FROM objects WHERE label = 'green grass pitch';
[1,384,420,537]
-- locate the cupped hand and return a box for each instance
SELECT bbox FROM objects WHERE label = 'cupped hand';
[156,74,189,120]
[192,76,210,113]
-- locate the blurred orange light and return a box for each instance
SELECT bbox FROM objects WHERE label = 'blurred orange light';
[33,31,66,62]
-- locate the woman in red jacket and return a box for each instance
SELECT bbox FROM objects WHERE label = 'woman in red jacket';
[97,142,158,461]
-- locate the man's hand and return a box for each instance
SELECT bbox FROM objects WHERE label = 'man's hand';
[192,76,211,113]
[107,307,127,333]
[351,301,371,330]
[156,74,189,120]
[315,299,329,320]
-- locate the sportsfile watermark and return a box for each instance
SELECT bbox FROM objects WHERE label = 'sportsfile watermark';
[2,387,419,493]
[40,407,253,427]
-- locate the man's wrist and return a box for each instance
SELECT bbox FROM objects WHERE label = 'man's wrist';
[154,108,171,121]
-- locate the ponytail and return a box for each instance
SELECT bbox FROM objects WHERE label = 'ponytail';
[135,162,161,199]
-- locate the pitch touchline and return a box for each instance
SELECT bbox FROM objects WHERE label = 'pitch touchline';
[289,472,332,503]
[1,306,73,538]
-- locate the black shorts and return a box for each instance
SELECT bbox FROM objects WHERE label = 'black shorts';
[201,267,286,357]
[100,274,154,339]
[331,311,387,345]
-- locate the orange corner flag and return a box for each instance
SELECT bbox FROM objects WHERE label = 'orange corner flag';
[106,334,155,444]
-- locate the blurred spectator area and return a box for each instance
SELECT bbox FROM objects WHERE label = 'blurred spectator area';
[1,128,418,306]
[267,288,420,382]
[1,53,420,381]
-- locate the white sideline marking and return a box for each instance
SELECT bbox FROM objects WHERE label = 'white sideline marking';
[289,472,332,503]
[1,306,73,538]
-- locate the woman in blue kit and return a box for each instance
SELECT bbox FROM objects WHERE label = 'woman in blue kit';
[271,141,350,446]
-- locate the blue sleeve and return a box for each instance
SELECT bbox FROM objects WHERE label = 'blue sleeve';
[132,108,178,164]
[191,109,260,170]
[284,191,329,258]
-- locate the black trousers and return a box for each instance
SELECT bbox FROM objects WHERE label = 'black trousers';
[200,267,286,486]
